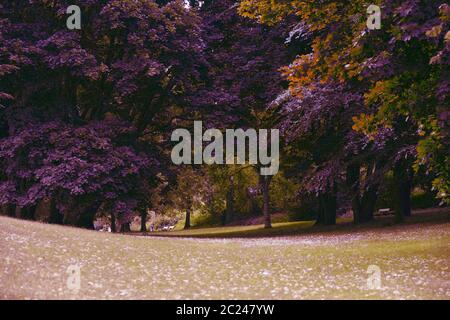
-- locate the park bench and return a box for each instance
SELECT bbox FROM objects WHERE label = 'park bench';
[375,208,394,217]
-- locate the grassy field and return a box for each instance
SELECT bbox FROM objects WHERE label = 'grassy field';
[151,220,317,237]
[140,208,447,238]
[1,213,449,299]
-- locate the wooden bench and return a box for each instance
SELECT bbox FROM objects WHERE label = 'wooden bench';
[375,208,394,217]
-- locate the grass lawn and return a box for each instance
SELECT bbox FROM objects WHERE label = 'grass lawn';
[149,220,317,238]
[139,208,447,238]
[0,212,449,299]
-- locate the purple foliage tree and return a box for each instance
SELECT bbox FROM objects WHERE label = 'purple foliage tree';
[0,0,206,230]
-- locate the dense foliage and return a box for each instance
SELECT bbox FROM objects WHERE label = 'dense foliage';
[0,0,205,229]
[240,0,449,223]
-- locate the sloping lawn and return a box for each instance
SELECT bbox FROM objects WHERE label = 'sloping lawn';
[0,215,449,299]
[150,220,317,238]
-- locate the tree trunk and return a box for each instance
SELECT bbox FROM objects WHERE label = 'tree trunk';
[347,163,378,224]
[62,202,96,229]
[250,196,261,215]
[140,209,147,232]
[49,198,62,224]
[262,176,272,229]
[120,222,130,233]
[20,205,36,220]
[7,204,16,217]
[316,193,325,225]
[324,190,337,225]
[78,213,95,229]
[316,181,337,226]
[184,208,191,229]
[111,212,116,233]
[346,163,362,224]
[393,161,413,223]
[360,184,378,222]
[76,203,98,230]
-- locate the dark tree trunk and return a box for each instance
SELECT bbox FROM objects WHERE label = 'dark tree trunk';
[20,205,36,220]
[7,204,16,217]
[62,202,96,229]
[78,213,95,229]
[111,213,116,233]
[347,163,378,224]
[140,209,147,232]
[184,208,191,229]
[393,161,413,223]
[120,222,130,233]
[324,191,337,225]
[76,203,98,230]
[360,184,379,222]
[225,176,234,225]
[316,181,337,226]
[317,193,325,225]
[49,198,63,224]
[346,163,362,224]
[262,176,272,229]
[250,196,262,215]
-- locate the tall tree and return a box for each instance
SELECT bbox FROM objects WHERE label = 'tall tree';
[240,0,449,223]
[197,0,299,227]
[0,0,207,229]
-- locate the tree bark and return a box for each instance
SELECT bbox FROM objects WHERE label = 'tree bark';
[19,205,36,220]
[346,163,362,224]
[347,163,378,224]
[360,184,378,222]
[120,222,130,233]
[49,197,63,224]
[393,161,413,223]
[184,208,191,229]
[250,196,261,215]
[7,204,16,217]
[324,191,337,225]
[262,175,272,229]
[316,181,337,226]
[111,212,116,233]
[140,209,147,232]
[317,193,325,225]
[78,213,95,229]
[76,203,98,230]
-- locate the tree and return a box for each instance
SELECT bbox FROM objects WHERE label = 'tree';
[240,0,449,223]
[167,167,209,229]
[196,0,299,227]
[0,119,153,228]
[0,0,207,229]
